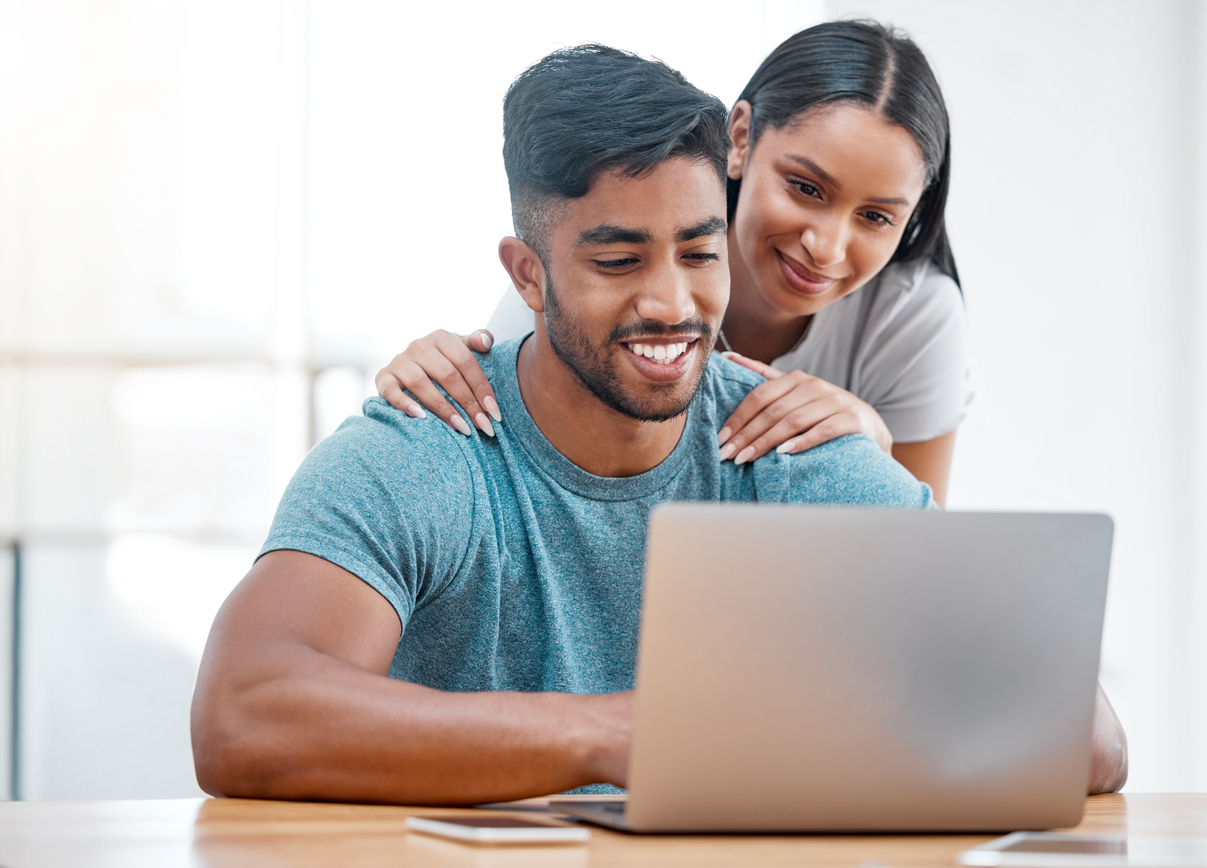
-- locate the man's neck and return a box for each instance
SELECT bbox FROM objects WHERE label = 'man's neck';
[515,334,688,478]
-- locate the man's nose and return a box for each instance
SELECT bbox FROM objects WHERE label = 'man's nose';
[633,262,696,325]
[800,215,848,270]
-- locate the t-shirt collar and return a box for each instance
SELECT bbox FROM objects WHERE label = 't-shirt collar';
[486,333,698,502]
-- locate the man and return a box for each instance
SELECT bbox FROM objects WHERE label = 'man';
[191,45,1126,805]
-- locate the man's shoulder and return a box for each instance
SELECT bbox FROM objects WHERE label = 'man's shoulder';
[301,397,479,495]
[698,353,767,419]
[772,434,934,509]
[697,353,932,510]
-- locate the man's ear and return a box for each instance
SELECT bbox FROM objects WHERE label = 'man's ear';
[728,100,753,181]
[498,237,547,314]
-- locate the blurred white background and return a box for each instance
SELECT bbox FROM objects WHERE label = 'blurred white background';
[0,0,1203,799]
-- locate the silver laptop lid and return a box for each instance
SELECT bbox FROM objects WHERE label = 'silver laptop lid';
[627,506,1112,833]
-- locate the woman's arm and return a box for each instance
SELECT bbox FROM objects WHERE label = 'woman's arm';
[1089,683,1128,793]
[892,430,957,507]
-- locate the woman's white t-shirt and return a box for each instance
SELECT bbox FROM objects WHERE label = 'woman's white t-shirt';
[486,259,972,443]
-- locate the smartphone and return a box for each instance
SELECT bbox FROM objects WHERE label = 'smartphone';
[959,832,1207,867]
[405,814,590,844]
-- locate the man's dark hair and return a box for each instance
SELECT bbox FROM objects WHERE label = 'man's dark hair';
[503,44,729,258]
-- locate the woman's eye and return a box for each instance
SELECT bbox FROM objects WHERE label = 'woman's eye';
[790,179,821,198]
[861,211,895,226]
[594,257,639,270]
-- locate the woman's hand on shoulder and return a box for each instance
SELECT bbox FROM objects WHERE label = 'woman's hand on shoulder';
[717,352,892,464]
[374,329,500,437]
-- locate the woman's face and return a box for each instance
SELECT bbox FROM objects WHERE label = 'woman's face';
[727,102,928,318]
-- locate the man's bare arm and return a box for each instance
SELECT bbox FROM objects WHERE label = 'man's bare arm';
[190,549,632,805]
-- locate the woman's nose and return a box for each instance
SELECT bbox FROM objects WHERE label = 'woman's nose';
[801,221,847,270]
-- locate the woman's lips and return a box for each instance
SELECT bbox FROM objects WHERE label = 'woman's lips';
[777,250,839,296]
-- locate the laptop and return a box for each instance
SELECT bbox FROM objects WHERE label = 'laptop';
[552,505,1113,833]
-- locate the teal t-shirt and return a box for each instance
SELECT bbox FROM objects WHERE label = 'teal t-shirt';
[261,337,933,694]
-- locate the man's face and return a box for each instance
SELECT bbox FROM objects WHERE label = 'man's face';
[540,157,729,422]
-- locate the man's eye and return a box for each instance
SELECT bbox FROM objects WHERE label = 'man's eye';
[684,253,720,264]
[594,258,639,270]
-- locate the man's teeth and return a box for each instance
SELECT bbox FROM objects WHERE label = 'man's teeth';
[626,341,690,365]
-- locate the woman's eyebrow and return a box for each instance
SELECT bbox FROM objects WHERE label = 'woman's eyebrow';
[786,154,841,188]
[787,154,912,207]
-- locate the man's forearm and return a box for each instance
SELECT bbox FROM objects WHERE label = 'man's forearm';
[192,642,630,805]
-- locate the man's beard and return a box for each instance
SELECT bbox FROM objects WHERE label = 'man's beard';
[542,275,713,423]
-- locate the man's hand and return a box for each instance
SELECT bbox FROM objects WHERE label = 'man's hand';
[1088,683,1128,794]
[579,691,635,788]
[191,550,633,804]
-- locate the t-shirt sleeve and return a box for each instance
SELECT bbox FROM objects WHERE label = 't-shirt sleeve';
[258,399,478,629]
[757,434,936,509]
[485,285,537,342]
[856,270,973,443]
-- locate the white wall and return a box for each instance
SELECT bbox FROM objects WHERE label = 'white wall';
[828,0,1207,790]
[305,0,826,359]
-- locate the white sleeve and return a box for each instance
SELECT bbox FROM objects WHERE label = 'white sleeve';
[485,286,537,342]
[854,268,974,443]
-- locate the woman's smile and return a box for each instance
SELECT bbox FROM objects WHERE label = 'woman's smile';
[776,249,842,296]
[727,103,927,321]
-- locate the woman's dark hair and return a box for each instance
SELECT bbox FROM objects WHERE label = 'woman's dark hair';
[731,20,959,286]
[503,44,729,259]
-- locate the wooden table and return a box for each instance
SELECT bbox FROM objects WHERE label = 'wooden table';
[0,793,1201,868]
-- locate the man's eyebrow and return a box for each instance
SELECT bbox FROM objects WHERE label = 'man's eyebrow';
[576,225,652,246]
[787,154,912,207]
[675,217,728,242]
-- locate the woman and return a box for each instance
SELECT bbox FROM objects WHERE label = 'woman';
[375,20,971,505]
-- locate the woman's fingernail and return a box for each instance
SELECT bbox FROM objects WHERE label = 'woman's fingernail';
[719,442,737,461]
[776,439,795,454]
[475,413,495,438]
[734,446,756,466]
[449,414,473,437]
[720,351,738,360]
[717,426,732,446]
[483,395,502,423]
[479,332,492,350]
[405,403,427,419]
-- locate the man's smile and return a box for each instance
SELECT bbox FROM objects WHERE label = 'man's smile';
[620,338,699,382]
[623,340,692,365]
